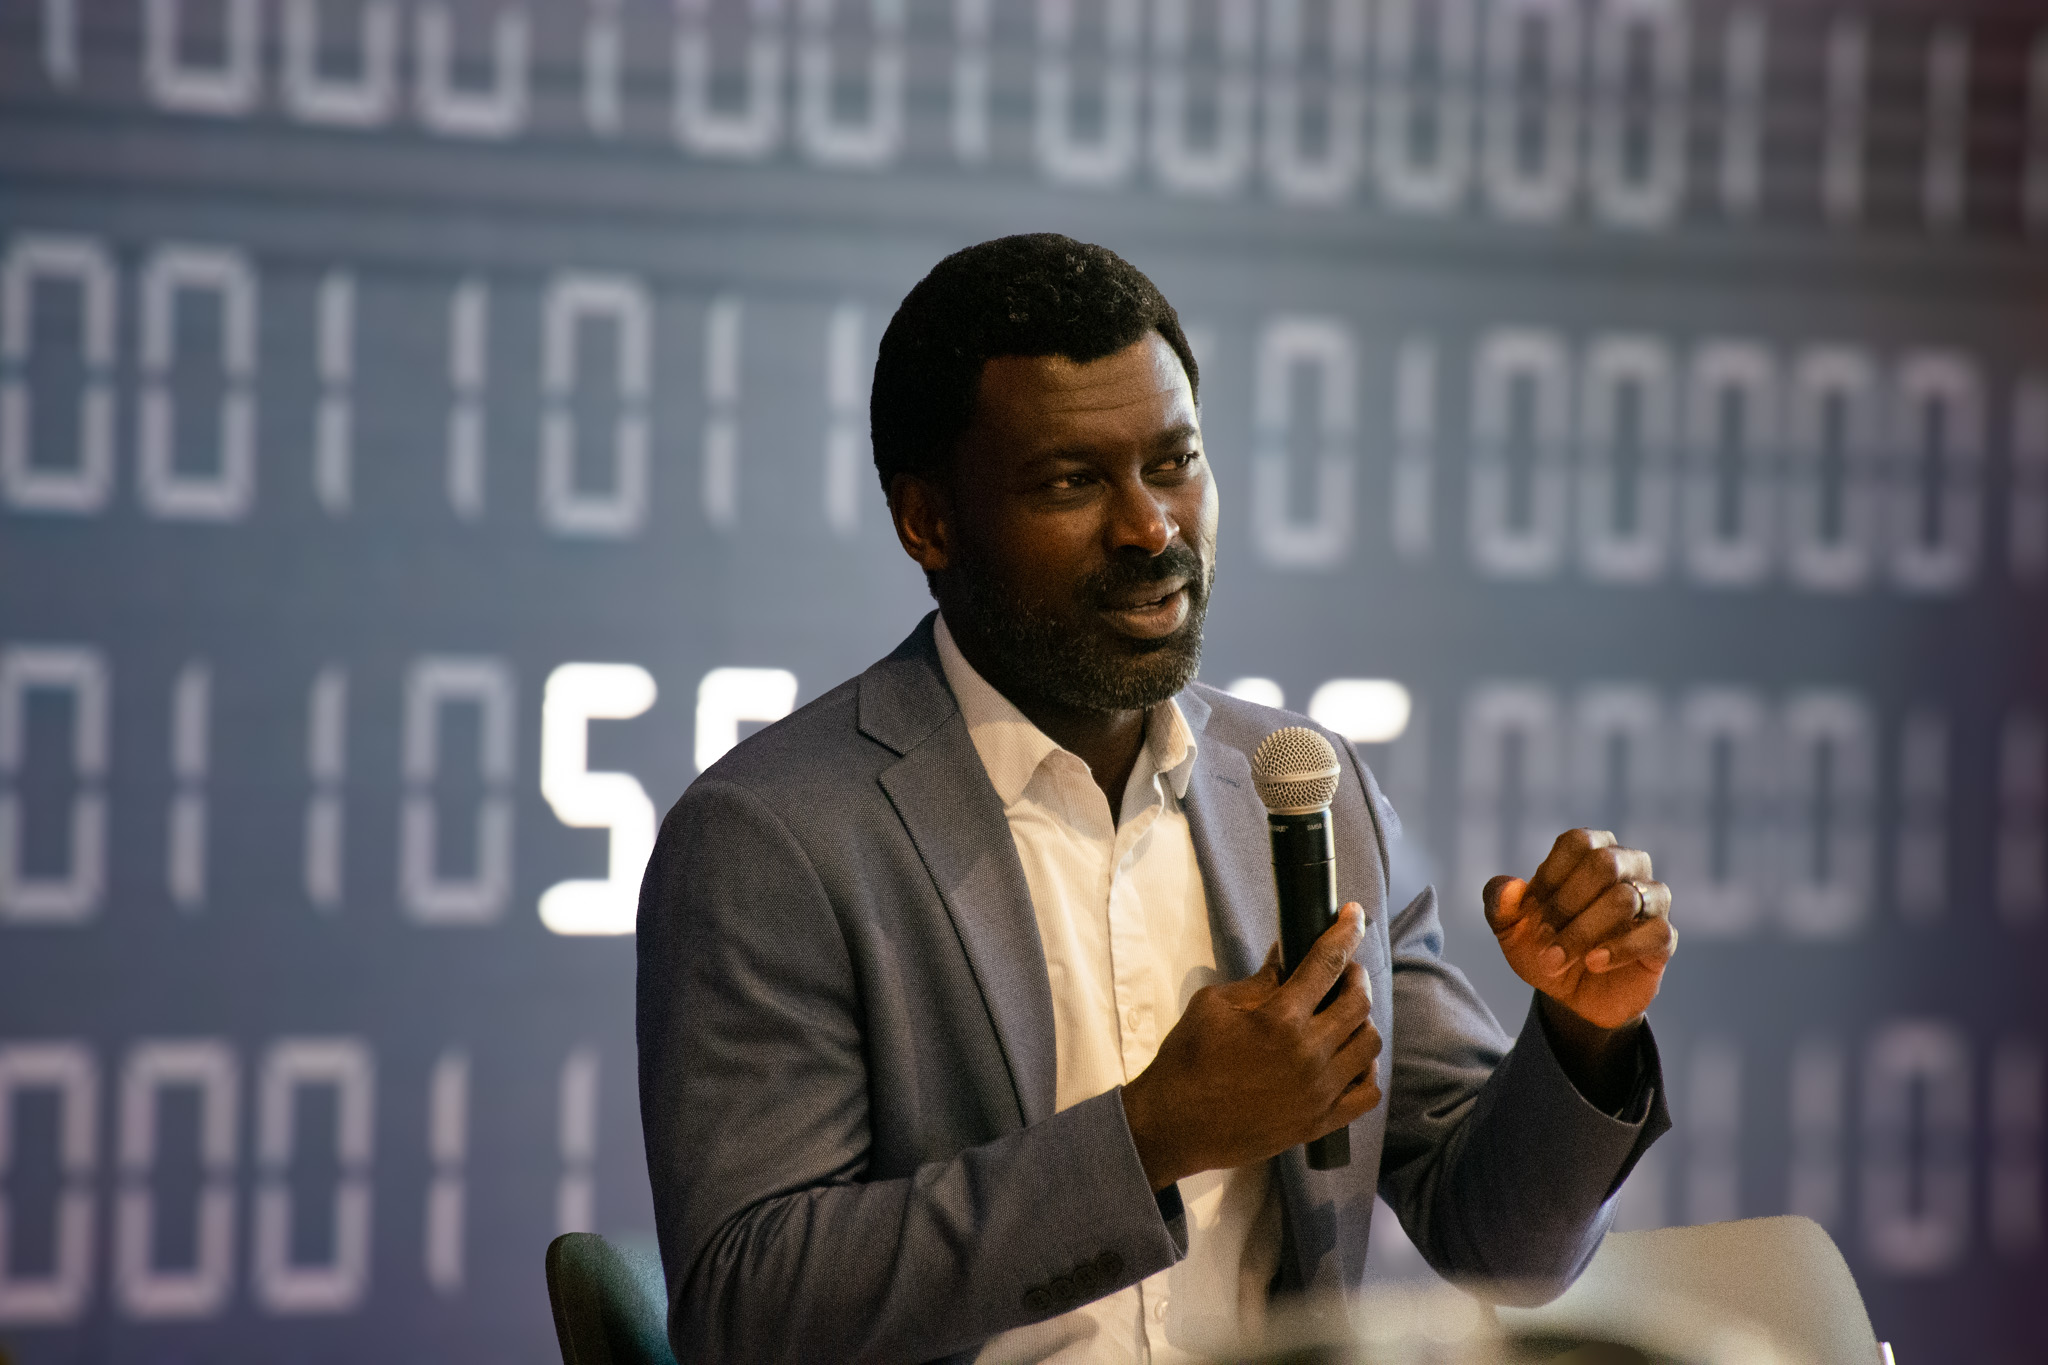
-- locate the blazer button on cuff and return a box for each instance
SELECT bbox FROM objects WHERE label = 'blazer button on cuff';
[1023,1287,1052,1313]
[1094,1250,1124,1282]
[1049,1274,1075,1304]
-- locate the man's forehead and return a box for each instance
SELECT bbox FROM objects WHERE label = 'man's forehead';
[974,334,1195,429]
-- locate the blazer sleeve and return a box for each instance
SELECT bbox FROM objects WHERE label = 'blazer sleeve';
[1352,761,1671,1304]
[636,778,1184,1365]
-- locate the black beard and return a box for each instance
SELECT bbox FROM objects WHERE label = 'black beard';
[943,540,1211,714]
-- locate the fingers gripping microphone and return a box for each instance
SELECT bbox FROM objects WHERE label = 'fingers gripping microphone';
[1251,727,1351,1171]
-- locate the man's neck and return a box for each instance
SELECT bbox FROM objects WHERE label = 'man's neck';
[945,620,1149,817]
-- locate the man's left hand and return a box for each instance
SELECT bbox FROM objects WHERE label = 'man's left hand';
[1483,829,1676,1033]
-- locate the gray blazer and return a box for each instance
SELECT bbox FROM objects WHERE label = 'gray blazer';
[637,615,1667,1364]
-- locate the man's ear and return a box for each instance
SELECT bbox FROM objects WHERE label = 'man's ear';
[889,473,954,575]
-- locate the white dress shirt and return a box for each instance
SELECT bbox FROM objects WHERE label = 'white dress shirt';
[937,616,1282,1365]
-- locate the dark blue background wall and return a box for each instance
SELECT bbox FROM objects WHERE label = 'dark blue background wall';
[0,0,2043,1359]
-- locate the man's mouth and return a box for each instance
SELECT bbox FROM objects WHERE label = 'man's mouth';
[1099,581,1190,639]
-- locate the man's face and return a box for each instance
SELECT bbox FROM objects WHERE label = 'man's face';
[927,331,1219,714]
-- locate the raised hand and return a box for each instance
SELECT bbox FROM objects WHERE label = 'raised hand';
[1483,829,1676,1034]
[1120,905,1381,1190]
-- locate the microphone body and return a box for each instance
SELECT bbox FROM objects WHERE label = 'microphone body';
[1251,727,1352,1171]
[1269,806,1349,1170]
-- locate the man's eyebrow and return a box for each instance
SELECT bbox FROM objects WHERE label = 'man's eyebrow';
[1152,421,1202,448]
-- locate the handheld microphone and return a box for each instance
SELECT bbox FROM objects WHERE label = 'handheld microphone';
[1250,726,1351,1171]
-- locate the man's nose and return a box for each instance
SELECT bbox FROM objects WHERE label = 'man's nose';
[1105,474,1176,557]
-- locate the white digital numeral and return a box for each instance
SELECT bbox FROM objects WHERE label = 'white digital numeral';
[0,1043,96,1324]
[116,1040,236,1319]
[1893,709,1947,925]
[312,270,355,516]
[1887,351,1983,595]
[557,1048,600,1235]
[540,663,658,937]
[1996,710,2046,927]
[1788,1036,1846,1230]
[305,665,348,909]
[425,1050,469,1292]
[1922,27,1969,231]
[823,303,868,535]
[1568,685,1662,850]
[1151,0,1255,196]
[400,657,517,926]
[1684,1039,1741,1225]
[1469,328,1570,579]
[1784,346,1880,593]
[282,0,399,127]
[40,0,79,86]
[1577,334,1676,584]
[797,0,906,169]
[145,0,263,115]
[1863,1022,1971,1274]
[166,661,209,909]
[1680,340,1776,587]
[1223,678,1284,709]
[675,0,785,159]
[253,1039,374,1314]
[1778,691,1875,939]
[540,272,651,539]
[1372,0,1473,214]
[1716,10,1765,218]
[584,0,624,135]
[1665,687,1767,936]
[695,667,797,772]
[1820,17,1866,225]
[1456,683,1562,906]
[1390,339,1436,559]
[0,645,108,925]
[1587,0,1689,230]
[951,0,992,163]
[2,233,117,515]
[1307,680,1411,745]
[703,296,743,528]
[447,278,488,520]
[1035,0,1142,187]
[1264,0,1366,205]
[1251,316,1355,570]
[137,244,259,523]
[1481,0,1580,224]
[415,1,530,139]
[2012,377,2048,584]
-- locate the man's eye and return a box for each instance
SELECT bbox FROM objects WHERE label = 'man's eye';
[1047,471,1094,490]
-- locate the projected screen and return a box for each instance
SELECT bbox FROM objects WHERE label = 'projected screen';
[0,1,2043,1359]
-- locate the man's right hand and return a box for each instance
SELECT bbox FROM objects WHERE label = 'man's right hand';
[1119,904,1381,1191]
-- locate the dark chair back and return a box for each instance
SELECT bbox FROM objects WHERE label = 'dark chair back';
[544,1232,680,1365]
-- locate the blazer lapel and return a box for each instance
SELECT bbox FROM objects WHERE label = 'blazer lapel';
[1179,718,1280,982]
[864,617,1058,1128]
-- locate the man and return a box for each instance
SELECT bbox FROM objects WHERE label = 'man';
[638,235,1675,1365]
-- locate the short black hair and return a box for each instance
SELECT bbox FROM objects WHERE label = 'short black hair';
[870,234,1199,496]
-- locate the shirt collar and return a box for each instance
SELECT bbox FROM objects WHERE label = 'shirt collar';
[934,612,1199,808]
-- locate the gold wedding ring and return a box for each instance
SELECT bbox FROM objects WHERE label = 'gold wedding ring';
[1629,879,1649,919]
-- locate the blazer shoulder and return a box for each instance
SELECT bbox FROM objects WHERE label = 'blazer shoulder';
[1186,681,1326,757]
[680,675,876,813]
[1187,681,1398,854]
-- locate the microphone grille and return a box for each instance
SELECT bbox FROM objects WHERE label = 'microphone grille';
[1251,726,1342,814]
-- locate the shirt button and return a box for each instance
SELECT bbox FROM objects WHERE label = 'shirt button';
[1153,1296,1169,1323]
[1125,1008,1141,1032]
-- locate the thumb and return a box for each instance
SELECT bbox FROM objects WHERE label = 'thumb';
[1483,876,1529,933]
[1277,904,1365,1015]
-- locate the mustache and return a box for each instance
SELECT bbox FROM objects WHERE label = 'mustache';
[1080,542,1207,609]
